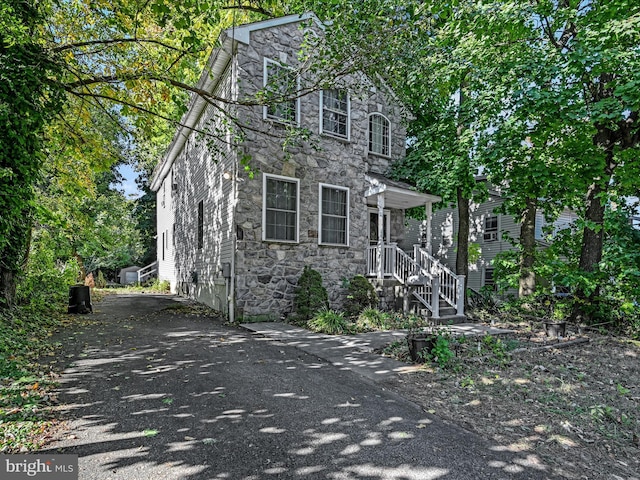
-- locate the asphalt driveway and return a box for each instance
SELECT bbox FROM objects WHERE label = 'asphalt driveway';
[44,294,557,479]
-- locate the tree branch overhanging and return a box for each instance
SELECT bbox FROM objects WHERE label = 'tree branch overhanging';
[53,38,198,54]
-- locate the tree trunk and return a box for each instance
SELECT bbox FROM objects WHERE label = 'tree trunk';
[572,129,615,322]
[519,197,537,297]
[456,187,470,293]
[0,266,17,308]
[0,216,32,308]
[571,179,607,322]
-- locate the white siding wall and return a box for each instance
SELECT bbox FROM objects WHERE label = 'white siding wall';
[157,170,176,290]
[165,64,237,312]
[431,194,520,292]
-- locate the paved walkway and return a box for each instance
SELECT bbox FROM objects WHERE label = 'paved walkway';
[240,322,513,383]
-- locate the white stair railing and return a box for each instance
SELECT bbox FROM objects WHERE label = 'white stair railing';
[138,261,158,284]
[414,246,465,316]
[367,244,438,316]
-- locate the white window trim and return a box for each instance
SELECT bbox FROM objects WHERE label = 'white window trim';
[319,90,351,141]
[262,173,300,243]
[483,214,500,242]
[368,113,391,158]
[318,183,350,246]
[263,58,300,125]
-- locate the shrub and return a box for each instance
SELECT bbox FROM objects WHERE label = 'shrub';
[16,244,78,311]
[308,308,349,335]
[95,270,107,288]
[356,307,392,331]
[293,266,328,322]
[344,275,378,318]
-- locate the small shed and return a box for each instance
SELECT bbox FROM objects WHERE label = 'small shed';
[118,266,142,285]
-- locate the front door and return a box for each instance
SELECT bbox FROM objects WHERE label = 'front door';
[369,209,390,245]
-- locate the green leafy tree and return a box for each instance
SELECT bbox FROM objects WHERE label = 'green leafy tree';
[0,0,65,306]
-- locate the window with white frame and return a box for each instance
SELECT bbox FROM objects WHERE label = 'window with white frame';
[483,215,499,242]
[263,58,298,123]
[321,89,349,139]
[263,175,299,242]
[319,184,349,245]
[368,113,390,156]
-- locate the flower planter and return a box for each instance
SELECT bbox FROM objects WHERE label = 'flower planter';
[544,321,567,339]
[407,333,437,363]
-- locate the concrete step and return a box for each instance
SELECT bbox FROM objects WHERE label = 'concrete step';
[432,314,468,325]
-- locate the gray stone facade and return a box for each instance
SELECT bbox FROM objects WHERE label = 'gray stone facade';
[230,19,407,319]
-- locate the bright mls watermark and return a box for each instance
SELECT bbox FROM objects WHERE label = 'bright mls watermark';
[1,455,78,479]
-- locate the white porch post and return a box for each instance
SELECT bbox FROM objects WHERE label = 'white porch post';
[431,276,440,319]
[456,275,466,316]
[425,202,433,256]
[377,193,385,279]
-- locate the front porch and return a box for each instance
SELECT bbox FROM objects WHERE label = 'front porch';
[364,173,466,321]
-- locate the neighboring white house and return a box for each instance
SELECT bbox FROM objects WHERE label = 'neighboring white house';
[428,177,579,293]
[150,13,468,322]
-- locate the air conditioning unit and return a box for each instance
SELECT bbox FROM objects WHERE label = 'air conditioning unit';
[172,183,178,192]
[483,231,498,242]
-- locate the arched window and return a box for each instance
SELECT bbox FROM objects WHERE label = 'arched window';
[368,113,390,156]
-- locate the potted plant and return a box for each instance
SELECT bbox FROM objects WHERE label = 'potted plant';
[542,298,570,338]
[406,326,438,363]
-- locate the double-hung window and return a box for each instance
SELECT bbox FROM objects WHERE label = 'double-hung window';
[369,113,390,156]
[483,215,499,242]
[484,267,496,291]
[263,174,299,242]
[319,184,349,246]
[320,89,349,139]
[264,58,298,123]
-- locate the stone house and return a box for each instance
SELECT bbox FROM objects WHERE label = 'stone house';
[150,13,465,322]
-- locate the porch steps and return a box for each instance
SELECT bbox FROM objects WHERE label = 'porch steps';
[411,300,467,324]
[367,244,466,321]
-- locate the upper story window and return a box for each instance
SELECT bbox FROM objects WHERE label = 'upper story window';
[263,58,299,124]
[368,113,390,156]
[483,215,499,242]
[263,174,299,242]
[319,184,349,246]
[320,89,349,139]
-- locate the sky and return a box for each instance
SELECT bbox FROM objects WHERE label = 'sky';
[117,164,142,199]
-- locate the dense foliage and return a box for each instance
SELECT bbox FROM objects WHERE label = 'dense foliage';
[343,275,379,318]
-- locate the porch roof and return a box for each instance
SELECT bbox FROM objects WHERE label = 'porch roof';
[364,173,441,209]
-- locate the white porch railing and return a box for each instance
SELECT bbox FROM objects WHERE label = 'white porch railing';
[137,261,158,284]
[366,244,465,318]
